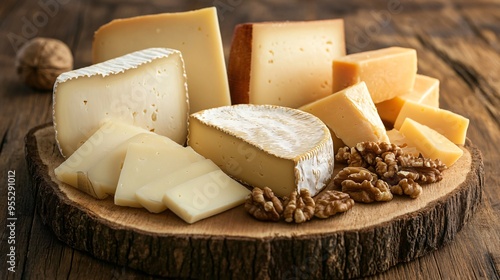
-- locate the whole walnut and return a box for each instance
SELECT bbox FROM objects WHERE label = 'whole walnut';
[15,37,73,91]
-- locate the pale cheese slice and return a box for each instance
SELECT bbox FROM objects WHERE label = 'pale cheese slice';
[188,104,334,197]
[114,140,201,208]
[162,170,250,224]
[399,118,463,167]
[92,7,230,113]
[53,48,189,157]
[229,19,345,108]
[54,120,150,199]
[136,159,220,213]
[299,82,390,147]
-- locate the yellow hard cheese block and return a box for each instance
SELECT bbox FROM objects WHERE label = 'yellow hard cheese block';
[188,104,334,197]
[399,118,463,167]
[114,139,203,208]
[136,159,220,213]
[92,7,230,113]
[376,74,440,124]
[162,170,250,224]
[386,129,420,156]
[332,47,417,103]
[394,100,469,145]
[54,120,150,199]
[299,82,389,147]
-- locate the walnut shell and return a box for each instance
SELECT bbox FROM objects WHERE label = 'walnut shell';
[15,37,73,90]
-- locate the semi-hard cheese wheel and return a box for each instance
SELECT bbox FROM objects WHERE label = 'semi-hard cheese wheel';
[53,48,189,157]
[188,104,334,197]
[92,7,230,114]
[228,19,345,108]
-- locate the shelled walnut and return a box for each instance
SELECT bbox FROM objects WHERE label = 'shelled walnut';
[283,189,315,223]
[390,178,422,199]
[314,190,354,219]
[245,187,283,221]
[16,37,73,90]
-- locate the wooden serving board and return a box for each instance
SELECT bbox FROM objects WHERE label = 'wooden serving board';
[25,123,484,279]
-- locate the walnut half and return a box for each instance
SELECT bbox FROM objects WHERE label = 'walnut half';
[314,190,354,219]
[245,187,283,222]
[283,189,315,223]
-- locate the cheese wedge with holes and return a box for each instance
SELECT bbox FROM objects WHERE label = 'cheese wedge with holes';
[136,159,220,213]
[299,82,389,147]
[92,7,230,113]
[53,48,189,157]
[377,74,440,124]
[162,170,250,224]
[228,19,345,108]
[54,120,150,199]
[332,47,417,103]
[394,100,469,145]
[188,104,334,197]
[115,140,202,208]
[399,118,463,167]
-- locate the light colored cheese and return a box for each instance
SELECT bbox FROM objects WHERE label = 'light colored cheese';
[394,100,469,145]
[386,129,420,156]
[136,159,220,213]
[162,170,250,224]
[399,118,463,167]
[92,7,230,113]
[188,104,334,197]
[54,120,150,199]
[53,48,189,157]
[114,139,201,208]
[228,19,345,108]
[87,134,203,196]
[299,82,390,147]
[377,74,440,125]
[331,47,417,103]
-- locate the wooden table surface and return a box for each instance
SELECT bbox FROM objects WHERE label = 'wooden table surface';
[1,0,499,279]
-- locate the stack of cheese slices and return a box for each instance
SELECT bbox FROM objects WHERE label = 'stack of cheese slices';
[53,7,469,224]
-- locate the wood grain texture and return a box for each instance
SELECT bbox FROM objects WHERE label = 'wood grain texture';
[25,123,483,279]
[0,0,499,279]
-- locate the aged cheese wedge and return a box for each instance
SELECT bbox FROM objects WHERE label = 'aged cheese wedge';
[188,104,334,197]
[331,47,417,103]
[136,159,220,213]
[54,120,150,199]
[228,19,345,108]
[53,48,189,157]
[114,139,202,208]
[92,7,230,113]
[299,82,390,147]
[386,129,420,156]
[377,74,440,124]
[399,118,463,167]
[394,100,469,145]
[162,170,250,224]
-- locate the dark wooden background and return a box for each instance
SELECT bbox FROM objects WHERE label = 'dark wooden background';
[1,0,499,279]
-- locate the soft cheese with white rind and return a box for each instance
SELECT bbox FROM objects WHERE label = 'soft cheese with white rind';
[53,48,189,157]
[114,139,202,208]
[188,104,334,197]
[162,170,250,224]
[92,7,230,113]
[54,120,150,199]
[136,159,220,213]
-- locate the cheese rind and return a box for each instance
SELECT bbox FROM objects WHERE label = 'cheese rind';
[114,138,200,208]
[229,19,345,108]
[54,120,150,199]
[92,7,230,113]
[162,170,250,224]
[136,159,219,213]
[299,82,389,147]
[331,47,417,103]
[399,118,463,167]
[394,100,469,145]
[53,48,189,157]
[376,74,439,124]
[188,104,334,197]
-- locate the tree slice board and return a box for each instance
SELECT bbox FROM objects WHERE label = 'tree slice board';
[25,123,484,279]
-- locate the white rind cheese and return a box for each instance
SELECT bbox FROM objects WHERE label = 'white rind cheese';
[53,48,189,157]
[188,104,334,197]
